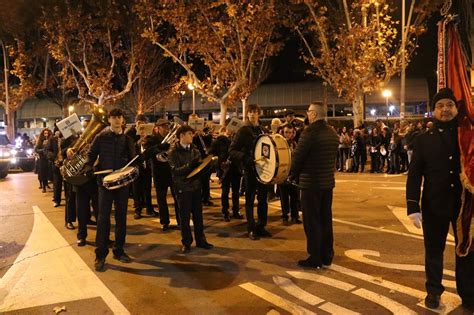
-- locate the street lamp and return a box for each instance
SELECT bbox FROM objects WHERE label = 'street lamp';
[382,89,392,120]
[187,83,195,115]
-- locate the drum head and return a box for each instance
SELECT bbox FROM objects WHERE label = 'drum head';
[254,135,277,184]
[104,167,135,182]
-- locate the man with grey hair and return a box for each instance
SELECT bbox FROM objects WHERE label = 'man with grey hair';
[289,102,339,268]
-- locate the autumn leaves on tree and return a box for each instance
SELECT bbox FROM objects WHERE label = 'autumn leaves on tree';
[1,0,444,135]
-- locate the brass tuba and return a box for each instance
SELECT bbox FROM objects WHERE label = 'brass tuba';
[62,106,108,184]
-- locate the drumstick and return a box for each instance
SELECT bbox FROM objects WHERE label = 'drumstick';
[119,155,140,172]
[94,169,113,175]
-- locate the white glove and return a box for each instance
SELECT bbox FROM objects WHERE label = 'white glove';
[408,213,422,229]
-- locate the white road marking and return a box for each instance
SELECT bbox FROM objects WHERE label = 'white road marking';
[333,218,456,247]
[287,271,355,291]
[344,249,456,289]
[239,282,315,315]
[352,288,417,315]
[0,206,130,314]
[273,276,359,314]
[318,302,360,315]
[336,180,405,184]
[328,264,461,313]
[273,276,324,305]
[388,205,455,241]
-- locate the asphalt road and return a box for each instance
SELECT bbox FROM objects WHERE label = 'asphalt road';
[0,172,471,314]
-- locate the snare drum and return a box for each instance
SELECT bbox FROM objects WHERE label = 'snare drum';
[102,166,139,190]
[253,134,291,184]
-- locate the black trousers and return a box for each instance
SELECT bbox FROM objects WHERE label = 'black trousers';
[221,172,241,215]
[370,152,380,172]
[95,185,129,260]
[244,174,268,232]
[176,189,205,247]
[154,175,180,226]
[278,183,299,219]
[201,169,211,203]
[300,188,334,265]
[52,165,63,204]
[132,165,153,213]
[75,180,98,240]
[422,213,474,303]
[64,181,76,224]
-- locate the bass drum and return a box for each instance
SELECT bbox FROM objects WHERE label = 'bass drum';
[253,134,291,185]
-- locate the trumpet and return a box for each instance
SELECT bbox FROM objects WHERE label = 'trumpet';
[156,121,181,162]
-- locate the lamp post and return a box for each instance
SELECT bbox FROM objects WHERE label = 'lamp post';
[178,90,185,120]
[187,83,195,115]
[382,89,392,122]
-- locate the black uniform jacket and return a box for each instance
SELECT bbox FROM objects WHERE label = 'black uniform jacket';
[87,128,136,173]
[406,120,462,217]
[228,122,266,174]
[290,120,339,190]
[168,143,202,193]
[143,133,172,179]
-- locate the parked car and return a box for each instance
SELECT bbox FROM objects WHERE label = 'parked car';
[0,134,14,179]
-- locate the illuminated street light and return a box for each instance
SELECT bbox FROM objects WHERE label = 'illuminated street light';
[68,105,75,115]
[382,89,392,120]
[370,109,376,116]
[188,83,196,115]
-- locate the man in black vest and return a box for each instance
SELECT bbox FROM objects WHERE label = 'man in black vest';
[87,108,136,272]
[229,104,270,240]
[406,88,474,311]
[289,102,338,268]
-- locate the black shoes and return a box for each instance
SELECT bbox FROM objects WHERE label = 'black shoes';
[181,245,191,253]
[256,228,272,238]
[87,219,97,226]
[95,258,105,272]
[77,239,86,247]
[134,212,142,219]
[196,241,214,250]
[424,293,440,309]
[65,222,75,230]
[282,217,289,225]
[146,209,159,217]
[42,187,46,193]
[162,224,170,231]
[291,218,302,224]
[203,201,215,207]
[53,202,60,208]
[232,213,244,219]
[297,257,322,269]
[113,252,132,263]
[223,214,231,222]
[248,231,259,241]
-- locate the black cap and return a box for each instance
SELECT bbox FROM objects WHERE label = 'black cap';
[432,88,457,108]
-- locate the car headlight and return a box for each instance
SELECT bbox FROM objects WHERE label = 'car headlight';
[0,151,11,158]
[26,149,33,155]
[10,149,17,156]
[10,157,17,164]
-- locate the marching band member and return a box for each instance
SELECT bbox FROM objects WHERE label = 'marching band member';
[127,114,157,218]
[169,125,213,253]
[144,118,180,231]
[193,124,214,207]
[209,120,242,222]
[229,104,270,241]
[87,108,136,272]
[278,125,301,225]
[289,102,338,269]
[47,128,63,207]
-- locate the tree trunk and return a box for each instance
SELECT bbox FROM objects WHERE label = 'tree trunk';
[241,97,247,122]
[1,39,14,140]
[352,90,364,129]
[6,107,15,141]
[219,101,228,126]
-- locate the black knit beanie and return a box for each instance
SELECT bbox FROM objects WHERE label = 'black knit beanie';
[432,88,457,108]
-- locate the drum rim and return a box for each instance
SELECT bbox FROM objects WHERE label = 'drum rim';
[254,133,281,184]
